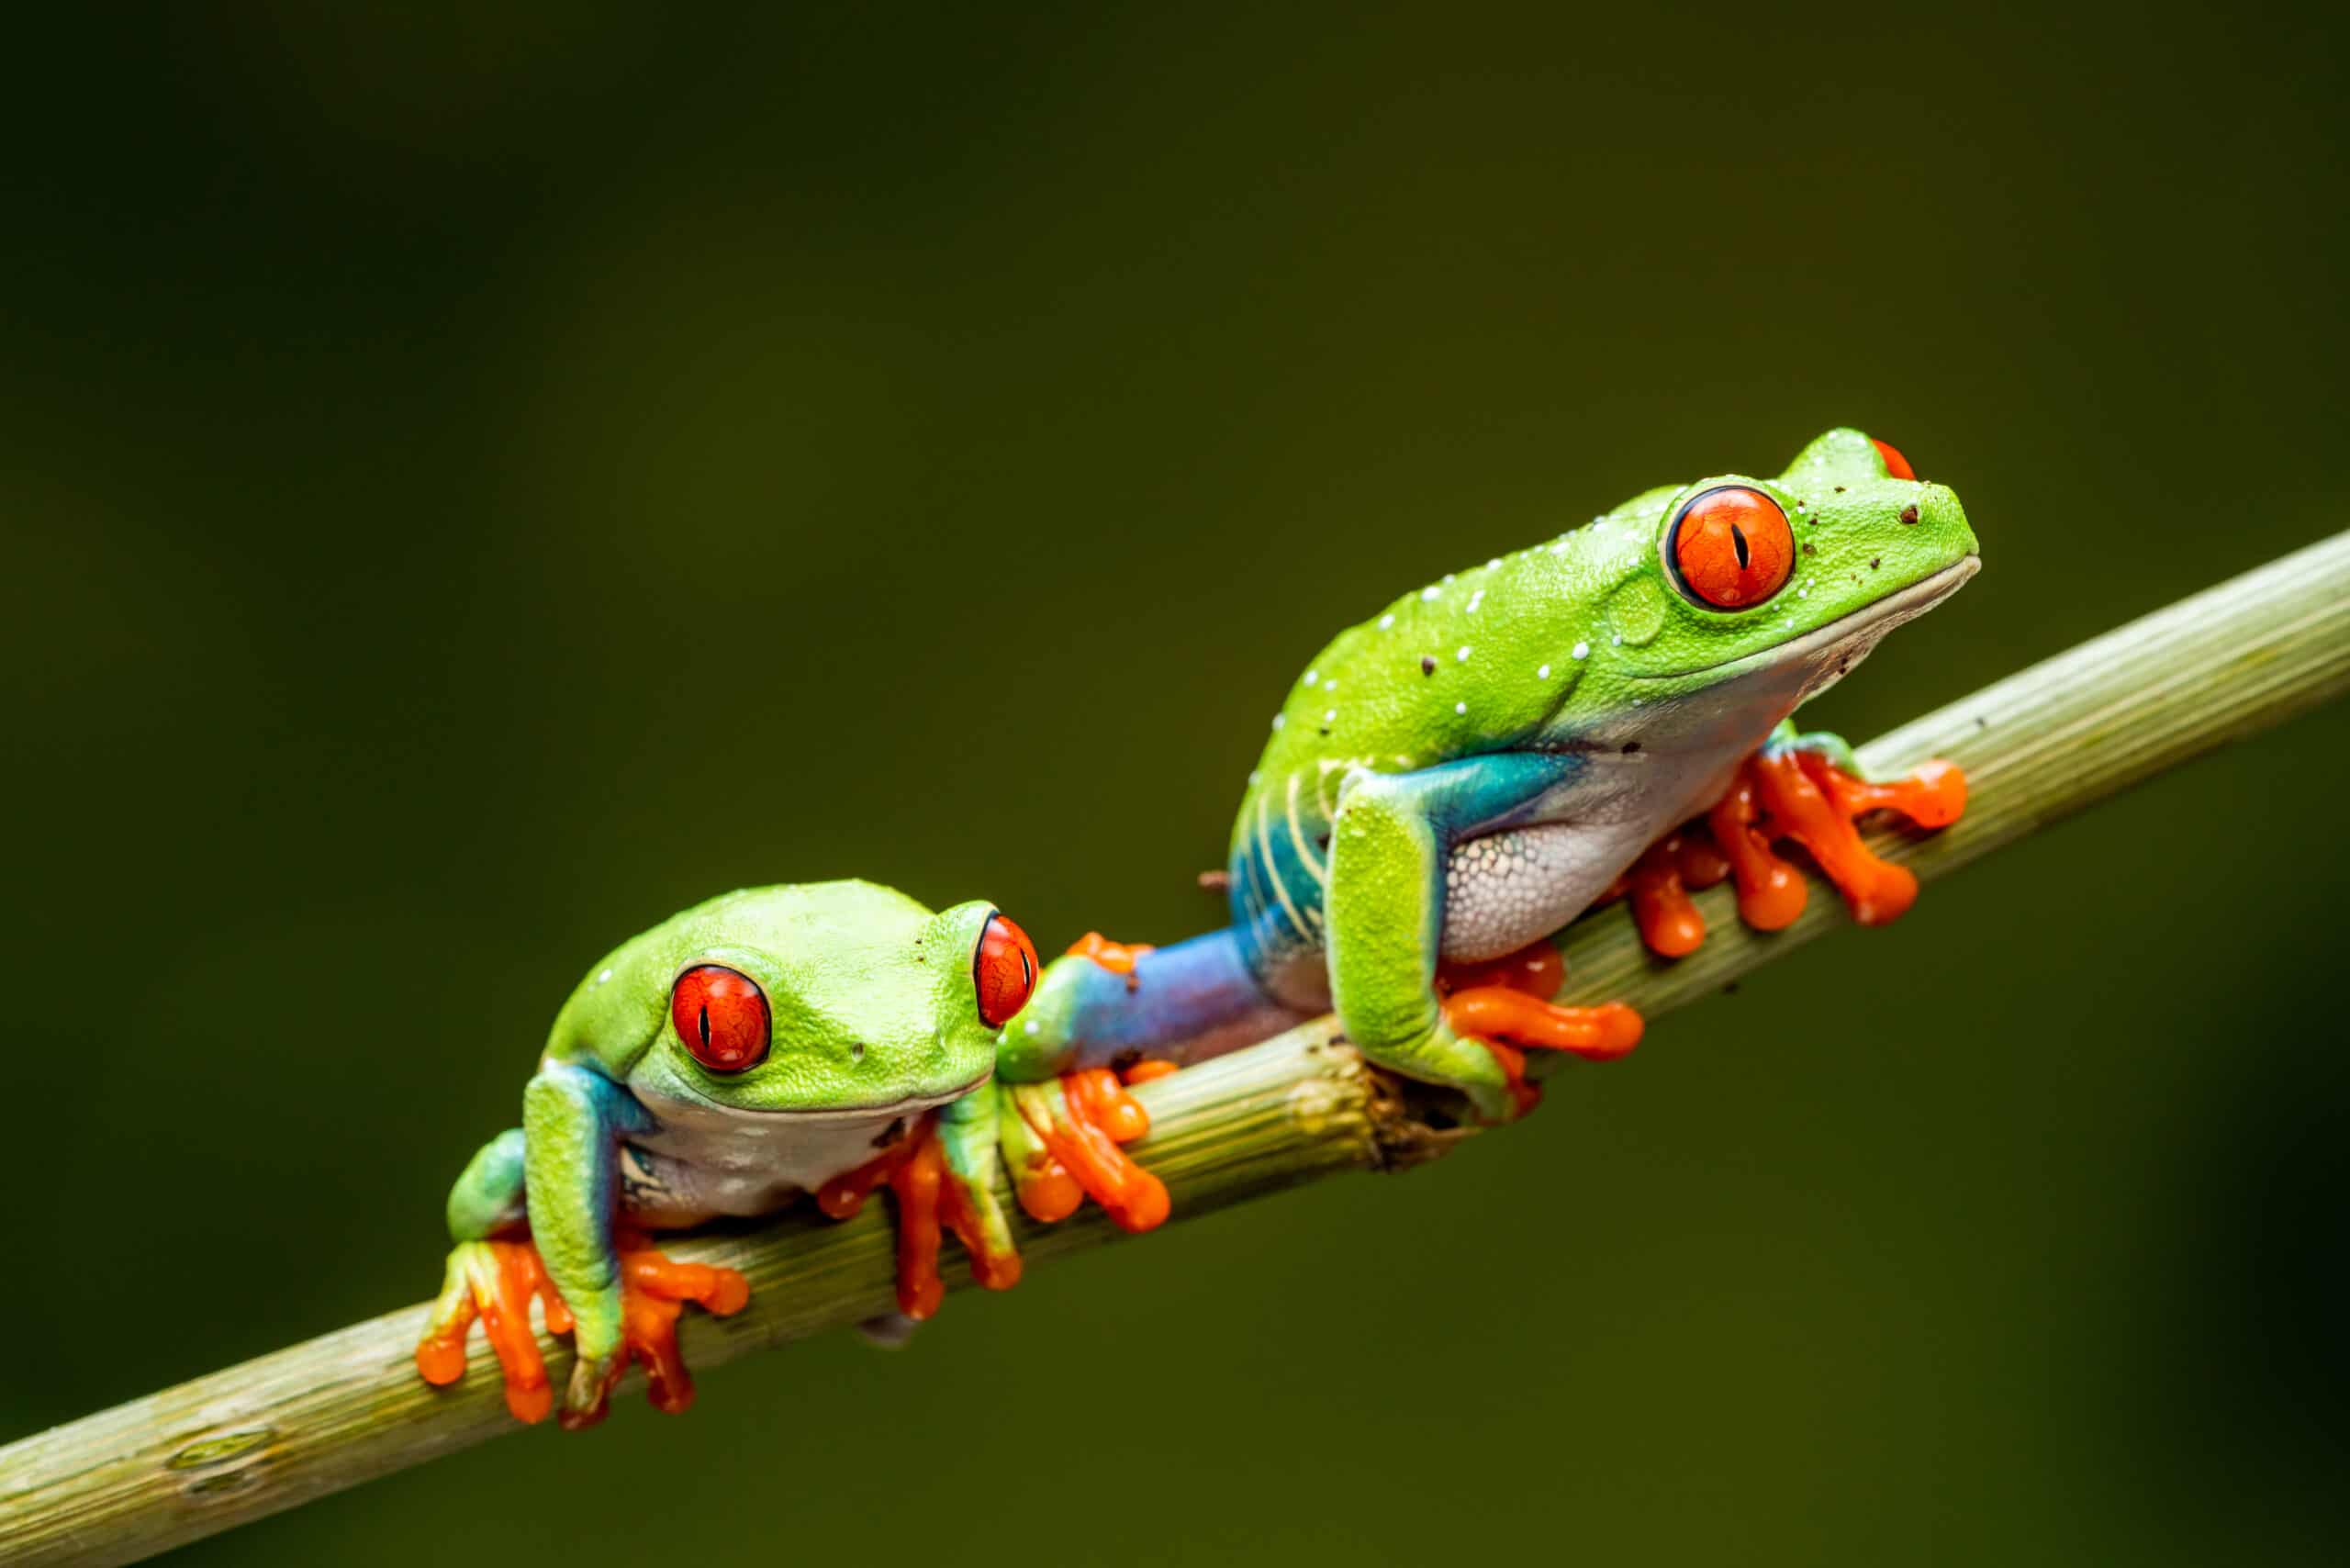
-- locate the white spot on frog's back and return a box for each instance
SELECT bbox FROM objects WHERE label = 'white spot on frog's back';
[598,968,614,984]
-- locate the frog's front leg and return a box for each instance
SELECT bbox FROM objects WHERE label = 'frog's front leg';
[1326,756,1643,1124]
[521,1063,750,1427]
[417,1067,750,1428]
[1713,723,1967,928]
[1609,725,1968,955]
[415,1129,570,1423]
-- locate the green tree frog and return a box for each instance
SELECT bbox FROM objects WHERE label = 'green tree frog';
[414,881,1167,1428]
[1000,429,1979,1121]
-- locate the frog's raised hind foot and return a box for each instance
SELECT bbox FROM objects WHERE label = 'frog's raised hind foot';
[416,1235,748,1429]
[1434,944,1643,1119]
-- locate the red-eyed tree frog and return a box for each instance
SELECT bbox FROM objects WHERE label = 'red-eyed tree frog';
[415,881,1167,1428]
[998,429,1979,1120]
[417,429,1978,1428]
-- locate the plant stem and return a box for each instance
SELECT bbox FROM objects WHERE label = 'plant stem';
[5,532,2347,1568]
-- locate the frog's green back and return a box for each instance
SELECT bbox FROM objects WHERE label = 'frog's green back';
[1229,428,1975,855]
[543,880,940,1080]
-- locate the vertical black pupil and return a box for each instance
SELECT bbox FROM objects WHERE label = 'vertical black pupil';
[1730,523,1751,570]
[698,1006,711,1047]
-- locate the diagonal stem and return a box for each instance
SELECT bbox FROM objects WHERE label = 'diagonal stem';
[4,532,2347,1568]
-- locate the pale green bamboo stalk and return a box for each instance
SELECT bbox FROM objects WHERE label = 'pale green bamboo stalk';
[4,532,2346,1568]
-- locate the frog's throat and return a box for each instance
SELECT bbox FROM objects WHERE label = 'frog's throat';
[1631,554,1978,682]
[651,1068,993,1120]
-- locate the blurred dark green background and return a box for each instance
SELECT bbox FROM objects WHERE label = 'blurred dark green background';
[4,3,2345,1562]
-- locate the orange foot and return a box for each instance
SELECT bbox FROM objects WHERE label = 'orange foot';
[1005,1068,1170,1233]
[818,1112,1023,1321]
[1438,944,1645,1117]
[1608,745,1967,955]
[1716,745,1965,929]
[818,1072,1172,1323]
[416,1234,748,1428]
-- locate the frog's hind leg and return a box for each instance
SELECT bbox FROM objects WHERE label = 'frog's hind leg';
[1326,754,1642,1125]
[998,924,1309,1082]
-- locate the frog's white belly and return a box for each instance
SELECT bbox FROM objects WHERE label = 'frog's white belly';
[617,1081,979,1228]
[1440,748,1742,963]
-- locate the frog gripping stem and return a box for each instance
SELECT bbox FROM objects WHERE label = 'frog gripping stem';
[1435,944,1645,1117]
[1611,746,1969,956]
[416,1236,747,1428]
[570,1243,753,1428]
[1003,1070,1171,1233]
[417,1240,573,1425]
[819,1111,1028,1321]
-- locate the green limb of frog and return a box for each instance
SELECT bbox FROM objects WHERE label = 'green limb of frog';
[414,882,1170,1429]
[1325,753,1646,1125]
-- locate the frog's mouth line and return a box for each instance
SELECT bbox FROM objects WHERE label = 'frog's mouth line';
[1632,554,1980,681]
[658,1069,994,1119]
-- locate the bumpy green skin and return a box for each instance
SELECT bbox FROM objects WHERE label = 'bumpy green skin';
[1243,431,1972,801]
[1266,430,1977,1114]
[439,881,1035,1410]
[1004,429,1980,1121]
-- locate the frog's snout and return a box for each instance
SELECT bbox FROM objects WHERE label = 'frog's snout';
[1907,481,1979,562]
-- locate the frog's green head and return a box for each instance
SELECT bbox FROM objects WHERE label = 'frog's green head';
[1602,428,1979,708]
[594,881,1035,1115]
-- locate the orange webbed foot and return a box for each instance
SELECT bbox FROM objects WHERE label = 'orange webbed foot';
[1739,745,1967,927]
[570,1236,751,1428]
[1610,743,1969,956]
[1438,944,1645,1117]
[1007,1069,1170,1233]
[418,1234,746,1428]
[1605,829,1735,957]
[818,1112,1025,1323]
[418,1238,572,1424]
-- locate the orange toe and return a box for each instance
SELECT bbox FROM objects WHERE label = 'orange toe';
[1444,986,1644,1062]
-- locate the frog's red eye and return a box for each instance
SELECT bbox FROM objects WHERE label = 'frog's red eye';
[1669,486,1795,610]
[670,965,770,1073]
[1871,438,1915,480]
[974,913,1039,1028]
